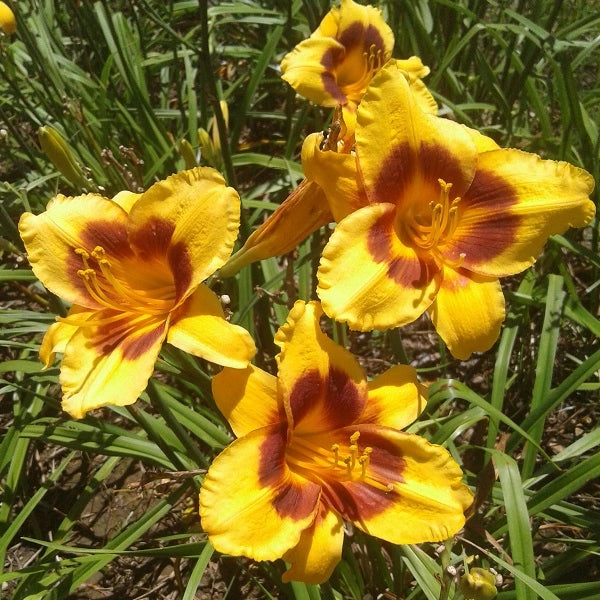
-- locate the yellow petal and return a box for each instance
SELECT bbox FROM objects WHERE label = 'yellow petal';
[219,179,332,277]
[127,167,240,301]
[428,266,505,360]
[356,61,477,205]
[212,365,282,438]
[200,425,321,561]
[18,194,131,309]
[329,426,473,544]
[111,190,141,213]
[274,301,368,434]
[443,149,596,277]
[466,127,500,152]
[362,365,428,429]
[406,77,438,115]
[60,312,168,418]
[39,305,93,368]
[393,56,437,115]
[167,284,255,368]
[395,55,430,81]
[315,3,340,38]
[282,505,344,584]
[281,36,347,107]
[301,133,367,222]
[317,203,441,331]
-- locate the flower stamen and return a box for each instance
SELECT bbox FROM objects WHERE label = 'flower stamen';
[74,246,172,314]
[358,447,372,478]
[331,443,340,466]
[406,179,463,256]
[286,432,393,492]
[77,268,124,311]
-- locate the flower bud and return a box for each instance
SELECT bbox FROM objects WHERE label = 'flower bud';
[218,179,332,277]
[211,100,229,153]
[179,139,197,169]
[38,126,86,186]
[197,127,221,168]
[459,567,498,600]
[0,2,16,35]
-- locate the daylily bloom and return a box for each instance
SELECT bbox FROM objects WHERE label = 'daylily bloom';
[281,0,393,129]
[219,58,436,277]
[200,301,472,584]
[19,167,256,418]
[312,61,595,359]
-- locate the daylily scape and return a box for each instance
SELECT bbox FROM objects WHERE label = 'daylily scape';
[200,301,473,584]
[19,167,255,418]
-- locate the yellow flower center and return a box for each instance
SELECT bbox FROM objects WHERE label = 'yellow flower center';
[338,43,386,100]
[405,179,466,266]
[285,430,394,493]
[73,246,174,316]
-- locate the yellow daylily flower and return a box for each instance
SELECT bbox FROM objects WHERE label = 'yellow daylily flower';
[219,58,436,277]
[281,0,393,125]
[19,167,256,418]
[312,61,595,359]
[200,300,473,584]
[0,1,16,35]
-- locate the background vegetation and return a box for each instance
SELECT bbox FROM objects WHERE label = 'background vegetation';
[1,0,599,598]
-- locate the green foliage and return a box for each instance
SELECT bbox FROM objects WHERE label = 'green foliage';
[1,0,598,598]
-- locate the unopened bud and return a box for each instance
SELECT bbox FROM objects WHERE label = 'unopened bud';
[197,127,221,168]
[38,125,85,186]
[0,2,16,35]
[459,568,498,600]
[179,139,197,169]
[211,100,229,152]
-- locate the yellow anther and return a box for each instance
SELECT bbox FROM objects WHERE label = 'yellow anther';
[358,447,372,477]
[92,246,106,260]
[348,444,358,471]
[406,178,463,252]
[438,178,453,193]
[344,456,352,473]
[74,248,89,259]
[77,269,88,279]
[349,431,360,445]
[331,443,340,465]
